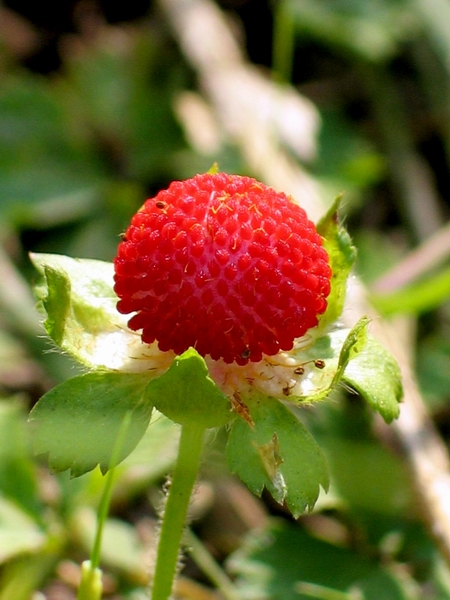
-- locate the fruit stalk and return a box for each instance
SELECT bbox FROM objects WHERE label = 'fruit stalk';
[151,422,205,600]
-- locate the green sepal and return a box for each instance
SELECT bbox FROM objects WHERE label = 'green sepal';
[257,316,402,422]
[282,317,370,404]
[29,371,154,477]
[146,348,233,429]
[30,253,124,368]
[226,395,329,517]
[333,315,369,386]
[40,264,71,347]
[342,333,402,422]
[316,194,357,330]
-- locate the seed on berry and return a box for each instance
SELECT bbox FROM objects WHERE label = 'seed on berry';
[114,173,332,365]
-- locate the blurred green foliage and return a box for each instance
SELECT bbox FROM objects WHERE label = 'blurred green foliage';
[1,0,450,598]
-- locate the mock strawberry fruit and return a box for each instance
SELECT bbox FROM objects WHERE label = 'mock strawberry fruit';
[113,173,331,365]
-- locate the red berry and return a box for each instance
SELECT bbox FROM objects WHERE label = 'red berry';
[114,173,331,365]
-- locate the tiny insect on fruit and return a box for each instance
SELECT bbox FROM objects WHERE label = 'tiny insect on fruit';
[114,173,332,365]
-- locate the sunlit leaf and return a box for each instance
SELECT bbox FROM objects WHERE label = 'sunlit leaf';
[227,395,329,517]
[267,318,368,404]
[29,371,154,477]
[146,348,233,429]
[316,195,357,331]
[342,333,402,422]
[30,253,173,374]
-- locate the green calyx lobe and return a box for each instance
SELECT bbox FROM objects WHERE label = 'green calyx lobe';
[316,193,357,332]
[146,348,234,429]
[227,394,329,517]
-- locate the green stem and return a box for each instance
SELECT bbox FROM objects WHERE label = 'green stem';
[151,423,205,600]
[91,411,132,569]
[272,0,295,82]
[77,412,132,600]
[77,562,102,600]
[295,581,361,600]
[184,528,241,600]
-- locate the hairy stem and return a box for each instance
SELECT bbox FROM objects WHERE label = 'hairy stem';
[151,423,205,600]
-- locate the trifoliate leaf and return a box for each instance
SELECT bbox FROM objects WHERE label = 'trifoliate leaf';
[29,371,154,477]
[226,395,329,517]
[146,348,233,428]
[316,195,357,330]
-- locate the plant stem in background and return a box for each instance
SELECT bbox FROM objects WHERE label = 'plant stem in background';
[184,528,241,600]
[77,412,132,600]
[77,562,102,600]
[151,423,205,600]
[272,0,295,82]
[91,411,132,570]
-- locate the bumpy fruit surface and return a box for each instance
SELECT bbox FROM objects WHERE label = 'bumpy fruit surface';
[114,173,331,365]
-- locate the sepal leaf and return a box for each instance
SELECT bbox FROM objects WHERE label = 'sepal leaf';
[29,371,154,477]
[281,317,402,421]
[317,195,357,330]
[30,253,172,374]
[31,253,122,367]
[342,333,402,422]
[226,395,329,517]
[146,348,233,428]
[276,317,370,403]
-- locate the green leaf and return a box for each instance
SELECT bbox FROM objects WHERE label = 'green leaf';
[285,0,417,62]
[275,317,369,404]
[146,348,233,429]
[31,253,117,351]
[316,195,357,331]
[30,253,158,372]
[342,334,402,423]
[226,396,329,517]
[285,316,401,421]
[227,521,413,600]
[333,315,369,385]
[40,265,72,347]
[0,497,45,562]
[0,77,104,227]
[0,400,39,518]
[29,371,154,477]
